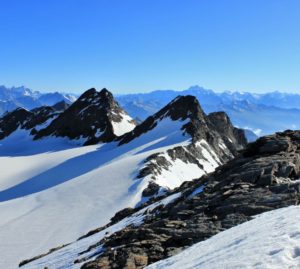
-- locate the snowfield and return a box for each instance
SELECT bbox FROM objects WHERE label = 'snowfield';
[21,192,182,269]
[0,116,221,268]
[111,112,136,136]
[147,205,300,269]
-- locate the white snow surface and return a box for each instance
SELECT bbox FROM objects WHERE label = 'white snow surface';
[143,152,206,190]
[0,116,210,268]
[147,205,300,269]
[140,139,222,191]
[111,112,136,136]
[22,192,182,269]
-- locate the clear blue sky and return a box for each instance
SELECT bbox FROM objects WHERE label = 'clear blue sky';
[1,0,300,94]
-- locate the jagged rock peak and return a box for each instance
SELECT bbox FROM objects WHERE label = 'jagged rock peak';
[76,88,120,112]
[34,88,136,145]
[160,95,206,121]
[118,95,207,145]
[79,87,97,98]
[0,106,59,140]
[208,111,247,151]
[99,87,111,96]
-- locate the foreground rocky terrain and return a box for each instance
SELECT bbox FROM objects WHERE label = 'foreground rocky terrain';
[21,130,300,268]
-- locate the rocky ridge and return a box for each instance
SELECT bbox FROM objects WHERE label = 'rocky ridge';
[0,102,67,140]
[20,130,300,268]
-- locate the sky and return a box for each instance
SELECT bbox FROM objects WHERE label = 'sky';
[1,0,300,94]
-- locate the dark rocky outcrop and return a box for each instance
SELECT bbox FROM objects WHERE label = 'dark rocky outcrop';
[79,130,300,269]
[52,100,70,112]
[34,88,136,145]
[0,100,71,140]
[0,106,60,139]
[208,111,247,153]
[142,182,161,197]
[0,108,33,139]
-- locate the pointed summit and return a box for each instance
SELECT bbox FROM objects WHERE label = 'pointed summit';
[118,95,208,145]
[79,87,97,99]
[34,88,136,145]
[99,87,111,96]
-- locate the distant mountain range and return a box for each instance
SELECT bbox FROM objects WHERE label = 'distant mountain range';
[1,85,300,137]
[0,85,76,115]
[116,86,300,136]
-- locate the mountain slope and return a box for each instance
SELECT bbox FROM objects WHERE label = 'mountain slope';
[0,94,244,269]
[21,130,300,268]
[147,205,300,269]
[117,95,246,199]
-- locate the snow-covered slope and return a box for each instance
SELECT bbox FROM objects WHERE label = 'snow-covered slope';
[20,192,182,269]
[0,94,245,268]
[0,132,186,268]
[147,205,300,269]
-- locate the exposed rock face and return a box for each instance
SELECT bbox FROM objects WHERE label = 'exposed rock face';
[0,108,32,139]
[0,100,72,140]
[34,88,136,145]
[79,130,300,269]
[207,111,247,153]
[0,106,60,140]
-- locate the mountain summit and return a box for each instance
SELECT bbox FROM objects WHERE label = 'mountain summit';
[34,88,136,145]
[119,95,246,148]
